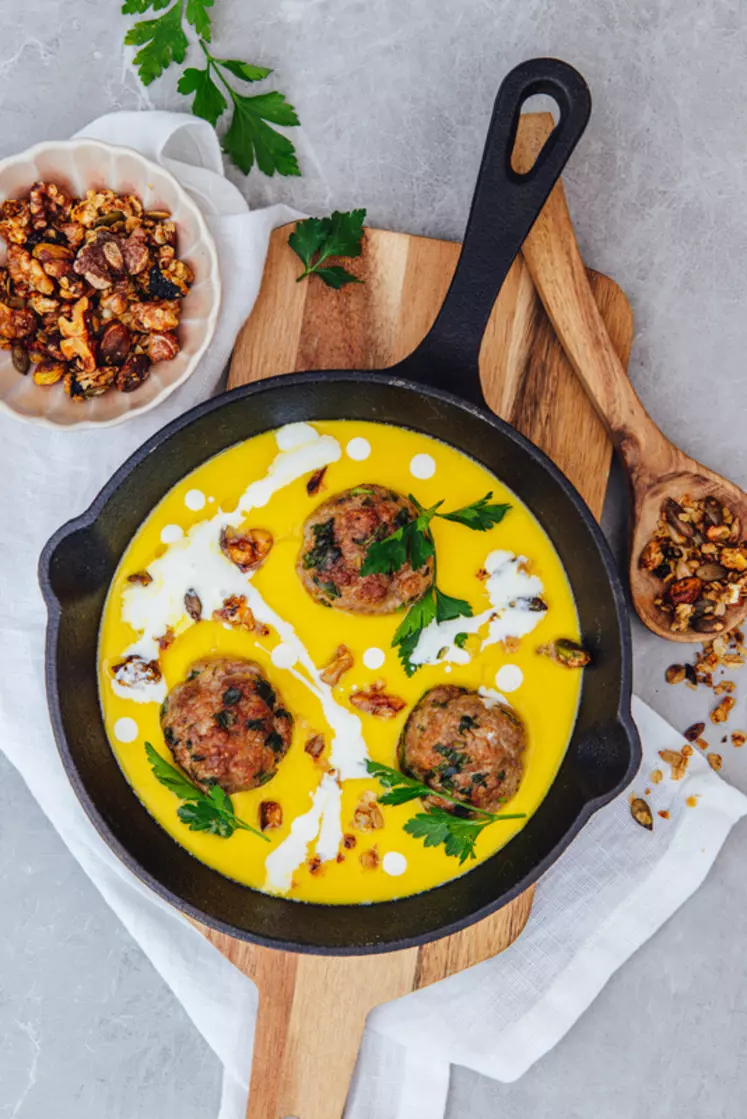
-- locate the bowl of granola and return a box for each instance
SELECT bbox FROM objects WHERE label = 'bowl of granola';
[0,139,221,428]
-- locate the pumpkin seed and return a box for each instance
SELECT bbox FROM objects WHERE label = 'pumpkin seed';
[703,496,723,526]
[630,797,653,831]
[93,210,126,227]
[696,562,728,581]
[11,344,29,374]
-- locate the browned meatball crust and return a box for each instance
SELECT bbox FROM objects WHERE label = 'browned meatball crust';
[399,685,526,814]
[160,658,292,794]
[297,484,434,613]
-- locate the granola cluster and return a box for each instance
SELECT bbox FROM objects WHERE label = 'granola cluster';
[639,495,747,634]
[0,182,193,401]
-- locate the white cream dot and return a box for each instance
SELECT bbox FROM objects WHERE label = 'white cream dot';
[208,496,215,504]
[495,664,523,692]
[160,523,184,544]
[382,851,408,876]
[184,489,206,511]
[409,453,436,479]
[362,647,385,670]
[114,717,138,743]
[271,643,298,670]
[346,437,371,461]
[444,665,452,674]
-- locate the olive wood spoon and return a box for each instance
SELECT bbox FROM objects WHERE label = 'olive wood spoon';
[517,115,747,643]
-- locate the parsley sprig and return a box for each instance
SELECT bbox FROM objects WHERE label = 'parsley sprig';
[289,210,366,289]
[361,492,511,675]
[146,742,269,841]
[367,760,526,864]
[123,0,300,177]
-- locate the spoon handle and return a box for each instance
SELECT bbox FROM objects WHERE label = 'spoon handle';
[518,123,666,491]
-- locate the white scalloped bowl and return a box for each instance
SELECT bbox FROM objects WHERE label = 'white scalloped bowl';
[0,139,221,429]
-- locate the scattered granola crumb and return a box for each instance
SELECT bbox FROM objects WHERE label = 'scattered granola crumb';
[682,743,694,757]
[645,787,652,796]
[695,736,709,750]
[684,721,705,741]
[732,731,746,748]
[659,748,690,780]
[650,769,663,784]
[666,664,686,685]
[707,752,723,771]
[686,796,699,808]
[658,810,671,820]
[710,696,735,724]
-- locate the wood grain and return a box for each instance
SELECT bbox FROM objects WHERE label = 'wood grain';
[190,114,635,1119]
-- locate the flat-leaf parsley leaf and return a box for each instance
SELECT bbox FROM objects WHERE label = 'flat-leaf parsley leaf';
[145,742,269,841]
[289,210,366,288]
[367,760,526,864]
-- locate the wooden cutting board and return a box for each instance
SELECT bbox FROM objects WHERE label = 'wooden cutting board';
[192,115,634,1119]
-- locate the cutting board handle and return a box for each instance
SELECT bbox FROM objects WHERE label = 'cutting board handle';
[394,57,591,406]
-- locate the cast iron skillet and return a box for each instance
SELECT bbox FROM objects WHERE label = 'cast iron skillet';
[40,58,640,955]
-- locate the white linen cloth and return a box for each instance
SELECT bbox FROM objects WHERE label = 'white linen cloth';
[0,111,745,1119]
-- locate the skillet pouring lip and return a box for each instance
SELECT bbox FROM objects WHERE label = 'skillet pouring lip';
[40,370,641,955]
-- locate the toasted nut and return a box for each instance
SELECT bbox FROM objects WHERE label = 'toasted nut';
[306,467,327,496]
[11,344,29,373]
[630,797,653,830]
[667,576,702,605]
[59,296,97,373]
[353,790,385,831]
[694,737,709,751]
[74,366,118,399]
[650,769,663,784]
[32,360,65,386]
[538,638,591,668]
[665,664,686,684]
[349,682,406,718]
[304,734,325,759]
[127,571,152,586]
[111,653,161,687]
[212,594,270,635]
[684,722,705,742]
[157,627,175,651]
[731,731,746,748]
[146,331,179,363]
[184,589,202,621]
[659,748,689,781]
[220,526,273,573]
[99,321,131,364]
[0,199,31,244]
[720,548,747,572]
[707,753,723,771]
[359,848,380,870]
[639,539,665,571]
[320,644,355,686]
[706,524,731,542]
[32,241,73,264]
[115,353,151,393]
[259,801,283,830]
[710,696,735,724]
[130,300,180,331]
[7,244,54,295]
[342,833,356,850]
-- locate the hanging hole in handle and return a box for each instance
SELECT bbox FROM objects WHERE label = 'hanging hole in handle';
[510,95,561,176]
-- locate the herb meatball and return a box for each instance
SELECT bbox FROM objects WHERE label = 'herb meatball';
[160,658,292,795]
[297,484,434,613]
[399,685,526,814]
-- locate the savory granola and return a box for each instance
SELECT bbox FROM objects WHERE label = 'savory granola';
[639,495,747,634]
[0,183,193,401]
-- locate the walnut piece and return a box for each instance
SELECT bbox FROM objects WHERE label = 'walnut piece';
[658,748,690,781]
[212,594,270,635]
[349,681,406,718]
[320,644,354,686]
[220,526,273,574]
[353,790,384,831]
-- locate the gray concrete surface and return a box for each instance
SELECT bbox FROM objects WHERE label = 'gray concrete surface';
[2,0,747,1116]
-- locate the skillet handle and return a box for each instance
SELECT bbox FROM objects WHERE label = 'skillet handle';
[393,57,591,407]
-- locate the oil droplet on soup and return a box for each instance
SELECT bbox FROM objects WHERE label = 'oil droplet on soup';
[98,421,582,906]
